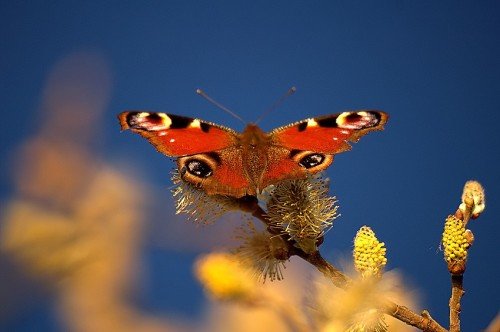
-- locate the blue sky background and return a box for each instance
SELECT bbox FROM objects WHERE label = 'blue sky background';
[1,1,499,331]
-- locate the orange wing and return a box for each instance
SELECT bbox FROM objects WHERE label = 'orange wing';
[118,111,238,156]
[261,111,388,187]
[271,111,388,153]
[119,111,253,197]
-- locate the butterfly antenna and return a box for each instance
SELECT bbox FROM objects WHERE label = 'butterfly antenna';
[196,89,246,124]
[255,86,297,125]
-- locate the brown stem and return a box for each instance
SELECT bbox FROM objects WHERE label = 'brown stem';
[449,274,464,332]
[383,303,447,332]
[246,200,447,332]
[293,249,350,289]
[448,195,473,331]
[307,250,447,332]
[454,194,474,227]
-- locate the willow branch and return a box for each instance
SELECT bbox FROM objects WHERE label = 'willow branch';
[243,199,447,332]
[293,249,350,289]
[449,274,464,332]
[447,197,473,332]
[303,250,447,332]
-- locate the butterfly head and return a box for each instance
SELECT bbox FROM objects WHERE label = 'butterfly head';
[241,124,269,147]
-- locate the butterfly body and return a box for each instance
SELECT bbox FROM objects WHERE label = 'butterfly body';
[118,110,388,197]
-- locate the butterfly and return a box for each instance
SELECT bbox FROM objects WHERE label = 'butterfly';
[118,110,388,198]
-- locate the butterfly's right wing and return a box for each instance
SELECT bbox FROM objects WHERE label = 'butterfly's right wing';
[261,111,389,188]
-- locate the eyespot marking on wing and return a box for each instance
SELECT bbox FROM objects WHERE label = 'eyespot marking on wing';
[122,112,215,132]
[335,111,381,129]
[269,110,388,154]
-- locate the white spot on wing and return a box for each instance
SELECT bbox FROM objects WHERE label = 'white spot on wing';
[190,119,201,128]
[158,113,172,128]
[128,112,175,132]
[169,138,175,143]
[307,118,318,127]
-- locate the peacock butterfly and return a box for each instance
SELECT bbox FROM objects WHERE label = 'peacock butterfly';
[118,110,388,198]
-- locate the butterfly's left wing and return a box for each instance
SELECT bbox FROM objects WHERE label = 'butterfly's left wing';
[119,111,254,197]
[118,111,238,156]
[262,110,388,187]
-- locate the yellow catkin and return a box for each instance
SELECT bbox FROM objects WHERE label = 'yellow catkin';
[194,252,256,301]
[442,215,469,268]
[353,226,387,278]
[266,175,338,253]
[235,221,288,282]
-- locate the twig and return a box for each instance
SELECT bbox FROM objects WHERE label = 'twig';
[304,250,447,332]
[243,199,447,332]
[293,249,350,289]
[448,196,473,332]
[449,274,464,332]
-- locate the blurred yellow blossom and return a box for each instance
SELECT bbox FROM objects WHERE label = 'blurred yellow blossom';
[0,52,173,332]
[194,252,258,302]
[311,270,418,332]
